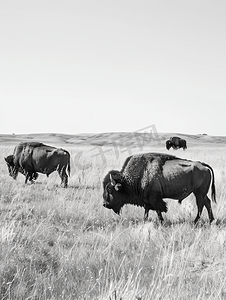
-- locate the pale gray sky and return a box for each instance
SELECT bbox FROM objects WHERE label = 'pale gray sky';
[1,0,226,135]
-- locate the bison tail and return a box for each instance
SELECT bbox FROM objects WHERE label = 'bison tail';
[66,152,70,177]
[63,150,71,177]
[67,160,71,177]
[201,162,217,203]
[211,180,216,203]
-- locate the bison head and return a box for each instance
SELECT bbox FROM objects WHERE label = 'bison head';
[166,140,172,150]
[103,171,124,215]
[4,155,19,179]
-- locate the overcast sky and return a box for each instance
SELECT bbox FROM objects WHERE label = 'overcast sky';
[1,0,226,135]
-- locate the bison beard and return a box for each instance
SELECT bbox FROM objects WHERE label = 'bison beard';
[103,153,216,224]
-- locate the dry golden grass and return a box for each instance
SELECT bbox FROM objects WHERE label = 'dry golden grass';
[0,136,226,299]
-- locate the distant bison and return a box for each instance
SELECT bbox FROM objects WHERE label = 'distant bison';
[5,142,70,187]
[103,153,216,224]
[166,137,187,150]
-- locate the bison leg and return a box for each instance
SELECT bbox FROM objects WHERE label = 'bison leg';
[63,175,68,188]
[204,195,214,223]
[156,210,164,223]
[32,172,39,181]
[194,191,214,224]
[144,208,164,223]
[154,198,167,223]
[25,173,30,184]
[58,167,68,188]
[194,193,205,224]
[144,196,167,223]
[25,172,35,184]
[144,208,149,221]
[29,174,36,184]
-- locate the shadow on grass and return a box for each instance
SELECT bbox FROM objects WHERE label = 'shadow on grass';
[159,217,226,228]
[215,218,226,226]
[134,217,218,228]
[66,184,98,190]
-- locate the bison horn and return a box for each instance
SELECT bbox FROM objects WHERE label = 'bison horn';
[110,174,116,186]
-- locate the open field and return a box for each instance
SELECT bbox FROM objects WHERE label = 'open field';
[0,133,226,299]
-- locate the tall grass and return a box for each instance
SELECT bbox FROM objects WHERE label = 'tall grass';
[0,145,226,299]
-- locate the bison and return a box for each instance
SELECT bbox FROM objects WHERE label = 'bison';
[166,137,187,150]
[5,142,70,187]
[103,153,216,224]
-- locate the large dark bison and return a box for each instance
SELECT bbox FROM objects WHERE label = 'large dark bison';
[166,137,187,150]
[103,153,216,224]
[5,142,70,187]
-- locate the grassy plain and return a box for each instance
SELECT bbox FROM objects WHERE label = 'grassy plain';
[0,135,226,300]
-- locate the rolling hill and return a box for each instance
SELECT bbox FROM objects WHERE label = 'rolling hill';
[0,132,226,147]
